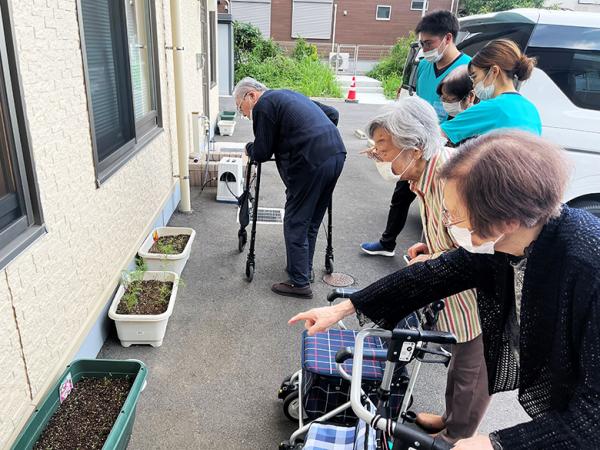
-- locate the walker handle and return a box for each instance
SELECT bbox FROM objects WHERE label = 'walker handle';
[327,288,360,303]
[335,347,388,364]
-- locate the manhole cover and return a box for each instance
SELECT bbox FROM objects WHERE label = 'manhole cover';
[323,272,355,287]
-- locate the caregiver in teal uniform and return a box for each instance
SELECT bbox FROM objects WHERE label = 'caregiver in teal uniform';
[442,39,542,145]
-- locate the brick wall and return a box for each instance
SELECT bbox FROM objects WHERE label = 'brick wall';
[264,0,454,45]
[0,1,215,446]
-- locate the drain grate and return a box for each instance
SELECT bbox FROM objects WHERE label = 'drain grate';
[238,207,284,225]
[255,207,284,224]
[323,272,355,287]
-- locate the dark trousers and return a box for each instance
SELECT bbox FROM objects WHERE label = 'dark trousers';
[284,153,345,286]
[441,334,491,442]
[379,180,417,251]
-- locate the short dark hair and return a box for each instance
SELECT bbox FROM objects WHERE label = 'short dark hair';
[436,66,472,100]
[439,131,570,238]
[415,10,459,40]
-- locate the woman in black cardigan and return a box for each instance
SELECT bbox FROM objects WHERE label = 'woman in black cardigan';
[290,131,600,450]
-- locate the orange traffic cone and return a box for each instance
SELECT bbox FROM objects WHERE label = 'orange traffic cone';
[345,76,359,103]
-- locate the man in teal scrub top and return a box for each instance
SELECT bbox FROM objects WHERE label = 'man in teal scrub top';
[361,10,471,257]
[415,11,472,123]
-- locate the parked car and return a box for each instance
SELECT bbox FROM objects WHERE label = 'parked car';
[402,9,600,217]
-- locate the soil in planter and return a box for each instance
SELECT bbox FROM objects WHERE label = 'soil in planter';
[148,234,190,255]
[116,280,173,315]
[33,376,133,450]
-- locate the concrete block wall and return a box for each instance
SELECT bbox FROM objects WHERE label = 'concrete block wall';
[0,1,216,446]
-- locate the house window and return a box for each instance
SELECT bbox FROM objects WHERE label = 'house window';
[78,0,161,185]
[209,11,217,88]
[411,0,426,11]
[0,2,44,269]
[292,0,333,40]
[376,5,391,21]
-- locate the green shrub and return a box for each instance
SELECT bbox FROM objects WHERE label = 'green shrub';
[233,23,341,98]
[382,75,402,100]
[292,38,319,62]
[367,33,415,84]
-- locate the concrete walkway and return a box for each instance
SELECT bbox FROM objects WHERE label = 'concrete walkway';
[337,75,393,105]
[99,97,528,449]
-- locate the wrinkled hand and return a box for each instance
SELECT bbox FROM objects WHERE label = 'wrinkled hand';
[288,301,355,336]
[407,242,429,259]
[408,253,431,265]
[452,435,493,450]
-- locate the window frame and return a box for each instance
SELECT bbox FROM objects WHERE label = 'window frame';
[77,0,162,187]
[410,0,425,11]
[0,0,45,270]
[375,5,391,21]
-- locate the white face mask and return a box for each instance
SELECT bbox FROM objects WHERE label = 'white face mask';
[422,38,447,64]
[448,225,504,254]
[474,69,496,101]
[374,150,413,182]
[442,101,464,117]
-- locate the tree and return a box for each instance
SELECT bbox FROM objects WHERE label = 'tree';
[459,0,546,16]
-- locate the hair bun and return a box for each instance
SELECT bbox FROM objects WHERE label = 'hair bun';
[514,55,536,81]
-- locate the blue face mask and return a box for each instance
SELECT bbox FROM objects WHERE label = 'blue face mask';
[474,69,496,101]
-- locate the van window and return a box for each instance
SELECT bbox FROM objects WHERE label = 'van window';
[527,25,600,112]
[456,22,534,57]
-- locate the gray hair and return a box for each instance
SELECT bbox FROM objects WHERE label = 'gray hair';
[233,77,268,102]
[366,96,442,160]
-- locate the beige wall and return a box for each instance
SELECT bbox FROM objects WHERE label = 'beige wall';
[1,0,217,446]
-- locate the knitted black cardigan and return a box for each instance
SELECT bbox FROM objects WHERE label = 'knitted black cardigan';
[350,206,600,449]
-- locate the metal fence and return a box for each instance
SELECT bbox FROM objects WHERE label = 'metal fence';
[277,41,393,76]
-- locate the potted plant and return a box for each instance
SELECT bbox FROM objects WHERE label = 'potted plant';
[108,260,180,348]
[138,227,196,276]
[11,358,147,450]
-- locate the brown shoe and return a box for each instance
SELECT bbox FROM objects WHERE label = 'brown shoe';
[271,281,313,299]
[416,413,445,433]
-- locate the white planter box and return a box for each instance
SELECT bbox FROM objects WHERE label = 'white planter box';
[108,271,179,347]
[218,120,236,136]
[138,227,196,276]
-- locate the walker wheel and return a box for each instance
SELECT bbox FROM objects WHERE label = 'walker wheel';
[278,375,299,400]
[238,230,247,253]
[282,390,307,422]
[245,262,255,282]
[279,441,302,450]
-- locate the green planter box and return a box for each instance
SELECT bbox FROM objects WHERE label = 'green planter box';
[219,111,236,121]
[11,359,148,450]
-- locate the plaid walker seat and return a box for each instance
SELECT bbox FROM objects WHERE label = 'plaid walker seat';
[302,405,377,450]
[301,313,418,424]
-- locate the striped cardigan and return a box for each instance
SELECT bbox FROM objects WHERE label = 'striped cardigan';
[409,148,480,343]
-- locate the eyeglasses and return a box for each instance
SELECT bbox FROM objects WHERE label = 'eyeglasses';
[441,203,467,228]
[236,93,249,115]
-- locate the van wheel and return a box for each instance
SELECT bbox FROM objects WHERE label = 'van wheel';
[570,199,600,219]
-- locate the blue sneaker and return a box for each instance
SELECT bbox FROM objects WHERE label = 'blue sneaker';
[360,241,395,257]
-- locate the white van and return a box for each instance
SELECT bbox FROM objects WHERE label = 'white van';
[403,9,600,217]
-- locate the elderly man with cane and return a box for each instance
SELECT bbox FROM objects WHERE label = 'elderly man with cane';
[234,77,346,299]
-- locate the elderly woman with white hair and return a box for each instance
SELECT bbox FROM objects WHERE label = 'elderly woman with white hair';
[364,95,489,443]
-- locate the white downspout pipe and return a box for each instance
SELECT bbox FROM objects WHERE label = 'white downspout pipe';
[331,3,338,54]
[170,0,192,213]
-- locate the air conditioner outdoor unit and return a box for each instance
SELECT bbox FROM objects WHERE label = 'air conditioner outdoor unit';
[329,52,349,71]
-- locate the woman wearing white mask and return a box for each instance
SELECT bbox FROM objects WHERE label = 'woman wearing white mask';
[290,131,600,450]
[436,65,475,122]
[441,39,541,146]
[363,96,490,444]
